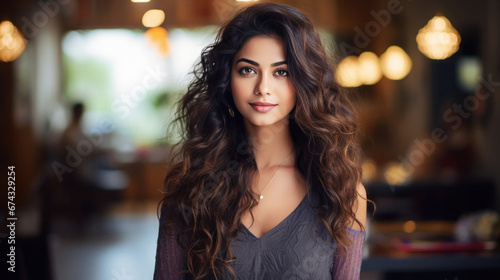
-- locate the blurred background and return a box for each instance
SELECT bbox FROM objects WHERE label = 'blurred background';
[1,0,500,279]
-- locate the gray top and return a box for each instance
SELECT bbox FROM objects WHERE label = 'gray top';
[221,189,342,279]
[153,188,365,280]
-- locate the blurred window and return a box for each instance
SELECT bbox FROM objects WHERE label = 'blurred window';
[62,27,217,146]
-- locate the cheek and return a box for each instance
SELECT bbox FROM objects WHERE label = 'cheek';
[284,82,297,105]
[231,76,250,102]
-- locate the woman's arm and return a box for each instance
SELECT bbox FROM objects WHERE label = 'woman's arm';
[332,183,367,280]
[153,203,188,280]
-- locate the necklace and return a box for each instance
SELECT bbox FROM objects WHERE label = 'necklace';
[257,148,294,200]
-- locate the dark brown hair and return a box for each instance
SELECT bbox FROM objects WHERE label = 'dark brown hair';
[160,3,364,279]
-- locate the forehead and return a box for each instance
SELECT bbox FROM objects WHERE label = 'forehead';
[233,35,286,63]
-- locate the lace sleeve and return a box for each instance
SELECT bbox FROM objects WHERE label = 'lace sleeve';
[153,203,189,280]
[332,227,366,280]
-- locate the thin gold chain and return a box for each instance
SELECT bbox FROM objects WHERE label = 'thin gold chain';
[257,148,294,200]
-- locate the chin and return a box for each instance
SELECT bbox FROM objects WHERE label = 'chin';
[247,116,285,128]
[249,120,275,127]
[241,115,269,126]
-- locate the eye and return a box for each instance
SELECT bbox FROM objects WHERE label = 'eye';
[275,69,289,77]
[238,66,256,76]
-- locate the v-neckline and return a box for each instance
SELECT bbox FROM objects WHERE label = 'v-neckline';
[241,192,309,240]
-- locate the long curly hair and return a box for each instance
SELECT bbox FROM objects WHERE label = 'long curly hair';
[159,3,364,279]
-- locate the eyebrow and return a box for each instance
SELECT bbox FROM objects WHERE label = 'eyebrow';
[235,58,287,67]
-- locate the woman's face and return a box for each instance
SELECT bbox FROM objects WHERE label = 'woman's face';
[231,35,296,128]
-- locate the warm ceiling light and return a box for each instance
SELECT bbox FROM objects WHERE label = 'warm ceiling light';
[380,46,412,80]
[235,0,260,2]
[131,0,150,3]
[145,27,170,57]
[0,21,26,62]
[416,14,461,60]
[336,52,383,87]
[357,51,382,85]
[335,56,362,88]
[142,9,165,28]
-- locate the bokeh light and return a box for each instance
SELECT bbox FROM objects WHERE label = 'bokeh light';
[384,162,410,185]
[0,21,26,62]
[380,46,412,80]
[416,14,461,60]
[145,27,170,57]
[358,51,382,85]
[142,9,165,28]
[362,159,378,182]
[403,221,417,233]
[335,56,362,87]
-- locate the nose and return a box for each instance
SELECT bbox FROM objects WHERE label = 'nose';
[255,72,270,95]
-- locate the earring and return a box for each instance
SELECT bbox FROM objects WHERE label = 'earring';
[228,108,235,117]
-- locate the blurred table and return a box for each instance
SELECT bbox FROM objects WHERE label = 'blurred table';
[362,252,500,272]
[361,180,499,278]
[361,223,500,279]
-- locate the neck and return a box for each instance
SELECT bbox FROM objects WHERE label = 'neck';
[244,118,295,170]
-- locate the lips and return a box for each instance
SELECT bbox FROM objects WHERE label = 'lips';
[249,102,277,106]
[249,102,277,113]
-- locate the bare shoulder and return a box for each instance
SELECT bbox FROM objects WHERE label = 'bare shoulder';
[356,182,367,200]
[349,182,367,231]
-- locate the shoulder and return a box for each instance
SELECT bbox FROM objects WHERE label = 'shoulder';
[159,200,188,228]
[356,182,366,201]
[348,182,367,231]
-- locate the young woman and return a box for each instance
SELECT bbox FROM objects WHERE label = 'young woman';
[154,3,368,279]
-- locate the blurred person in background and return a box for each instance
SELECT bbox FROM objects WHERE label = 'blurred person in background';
[55,102,127,224]
[59,102,86,151]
